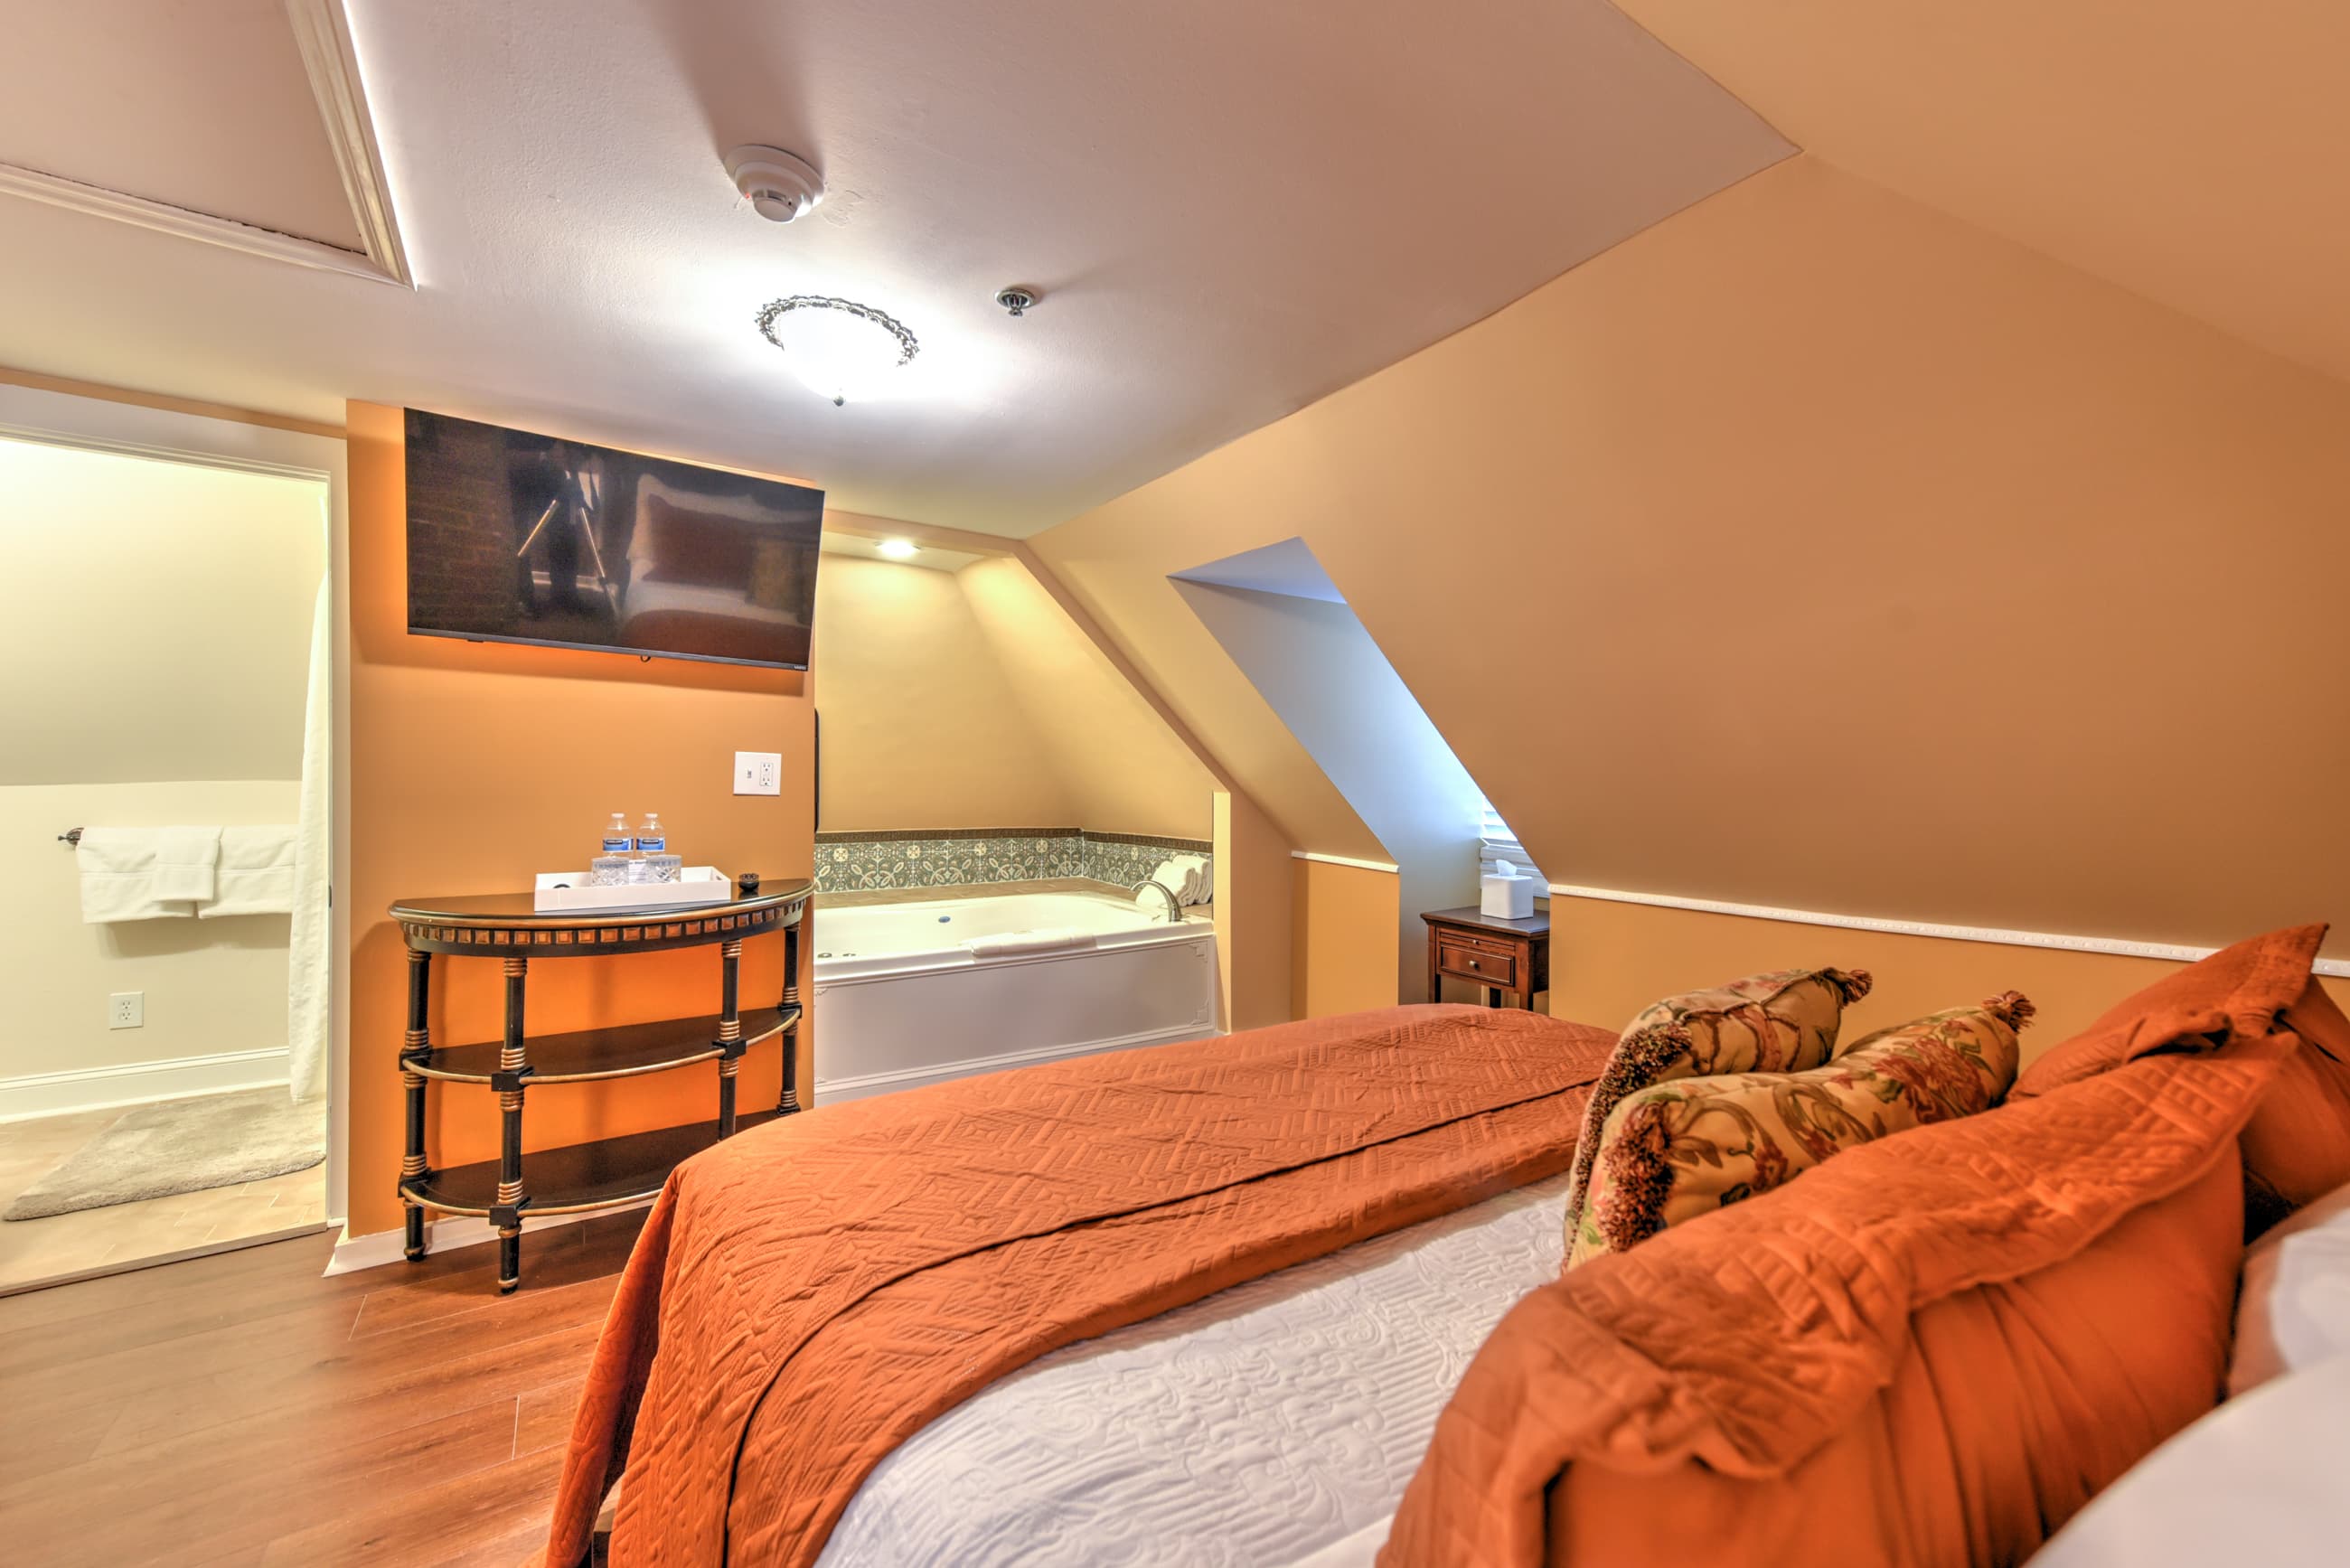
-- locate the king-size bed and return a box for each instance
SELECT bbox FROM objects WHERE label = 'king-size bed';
[537,926,2350,1568]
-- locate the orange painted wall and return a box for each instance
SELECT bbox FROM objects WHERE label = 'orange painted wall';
[1035,156,2350,967]
[1546,895,2350,1068]
[1289,859,1400,1019]
[343,402,814,1237]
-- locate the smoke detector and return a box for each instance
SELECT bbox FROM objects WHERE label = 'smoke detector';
[723,146,825,223]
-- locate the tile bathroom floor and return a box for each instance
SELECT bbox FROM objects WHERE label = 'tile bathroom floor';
[0,1102,328,1295]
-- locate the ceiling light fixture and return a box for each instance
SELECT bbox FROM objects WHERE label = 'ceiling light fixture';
[877,538,919,560]
[755,296,919,406]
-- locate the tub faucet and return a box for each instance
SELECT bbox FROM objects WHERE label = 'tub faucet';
[1133,878,1183,923]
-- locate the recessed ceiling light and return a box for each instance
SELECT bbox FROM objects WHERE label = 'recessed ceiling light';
[755,296,919,406]
[877,538,919,560]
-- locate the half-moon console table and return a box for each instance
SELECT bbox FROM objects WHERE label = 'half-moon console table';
[390,875,813,1292]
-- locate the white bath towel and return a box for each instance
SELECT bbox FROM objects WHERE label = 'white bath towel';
[77,826,221,922]
[963,928,1098,959]
[202,824,300,918]
[1151,854,1211,906]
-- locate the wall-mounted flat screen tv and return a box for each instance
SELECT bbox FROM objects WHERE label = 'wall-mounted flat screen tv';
[404,408,823,670]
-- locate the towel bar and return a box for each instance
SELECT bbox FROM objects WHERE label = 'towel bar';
[57,828,82,847]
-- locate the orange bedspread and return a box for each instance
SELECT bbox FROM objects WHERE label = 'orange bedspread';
[540,1004,1614,1568]
[1379,1027,2297,1566]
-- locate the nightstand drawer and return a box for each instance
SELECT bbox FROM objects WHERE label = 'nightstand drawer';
[1437,941,1518,989]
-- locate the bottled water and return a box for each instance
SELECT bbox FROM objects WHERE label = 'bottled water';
[629,812,673,884]
[590,812,633,887]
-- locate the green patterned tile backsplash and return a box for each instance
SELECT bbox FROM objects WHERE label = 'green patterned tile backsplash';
[813,829,1211,894]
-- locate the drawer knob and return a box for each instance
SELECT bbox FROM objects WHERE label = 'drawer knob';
[1468,958,1480,969]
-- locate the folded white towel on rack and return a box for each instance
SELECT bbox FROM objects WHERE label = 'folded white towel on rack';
[77,827,222,922]
[201,824,300,918]
[963,927,1097,959]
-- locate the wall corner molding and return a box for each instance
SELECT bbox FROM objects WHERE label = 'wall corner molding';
[1546,883,2350,979]
[0,1,410,287]
[282,0,413,286]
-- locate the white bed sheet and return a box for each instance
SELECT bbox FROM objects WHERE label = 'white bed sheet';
[813,1171,1573,1568]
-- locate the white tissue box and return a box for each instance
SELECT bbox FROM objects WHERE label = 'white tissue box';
[532,866,733,913]
[1480,872,1535,920]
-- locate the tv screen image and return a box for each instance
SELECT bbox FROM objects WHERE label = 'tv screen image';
[403,408,824,669]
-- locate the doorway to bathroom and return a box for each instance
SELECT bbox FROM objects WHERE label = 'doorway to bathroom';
[0,408,339,1293]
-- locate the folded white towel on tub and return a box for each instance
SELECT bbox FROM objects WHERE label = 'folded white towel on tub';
[1151,854,1211,906]
[77,826,222,922]
[964,928,1097,959]
[201,824,300,918]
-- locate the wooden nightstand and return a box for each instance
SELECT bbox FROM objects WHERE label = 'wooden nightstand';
[1422,905,1550,1010]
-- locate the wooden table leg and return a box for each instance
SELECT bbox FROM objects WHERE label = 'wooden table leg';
[400,948,431,1261]
[495,954,528,1293]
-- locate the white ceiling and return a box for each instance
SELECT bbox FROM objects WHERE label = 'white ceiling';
[0,0,1788,536]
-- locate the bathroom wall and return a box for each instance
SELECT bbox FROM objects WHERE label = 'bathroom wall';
[812,554,1076,831]
[810,549,1218,884]
[0,437,324,1114]
[957,559,1216,842]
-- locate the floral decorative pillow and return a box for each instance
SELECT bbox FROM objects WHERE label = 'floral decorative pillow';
[1561,967,1874,1241]
[1567,991,2035,1268]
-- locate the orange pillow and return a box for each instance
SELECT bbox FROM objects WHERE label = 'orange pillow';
[1380,1034,2287,1568]
[2011,924,2350,1226]
[2010,924,2323,1095]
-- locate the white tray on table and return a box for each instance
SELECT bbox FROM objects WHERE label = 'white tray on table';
[532,866,733,913]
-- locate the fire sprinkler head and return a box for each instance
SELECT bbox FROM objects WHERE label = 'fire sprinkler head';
[723,146,825,223]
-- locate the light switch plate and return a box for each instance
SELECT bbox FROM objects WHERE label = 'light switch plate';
[109,991,145,1029]
[734,750,783,795]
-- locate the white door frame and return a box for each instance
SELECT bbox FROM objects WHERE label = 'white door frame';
[0,382,352,1228]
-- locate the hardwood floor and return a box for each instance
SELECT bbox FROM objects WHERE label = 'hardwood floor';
[0,1213,640,1566]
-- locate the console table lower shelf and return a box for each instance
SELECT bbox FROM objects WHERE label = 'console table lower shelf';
[400,1108,784,1221]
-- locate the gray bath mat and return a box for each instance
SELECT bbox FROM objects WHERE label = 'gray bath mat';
[5,1086,324,1221]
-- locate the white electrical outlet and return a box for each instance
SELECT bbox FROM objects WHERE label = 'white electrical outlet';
[734,750,783,796]
[109,991,145,1029]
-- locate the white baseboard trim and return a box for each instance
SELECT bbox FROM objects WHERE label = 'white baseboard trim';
[1546,883,2350,979]
[817,1024,1220,1103]
[324,1199,649,1277]
[1292,850,1400,874]
[0,1046,292,1122]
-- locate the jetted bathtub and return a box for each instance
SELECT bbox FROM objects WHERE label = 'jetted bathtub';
[811,890,1219,1102]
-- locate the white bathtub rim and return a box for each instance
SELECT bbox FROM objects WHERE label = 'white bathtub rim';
[813,1021,1223,1103]
[814,925,1210,984]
